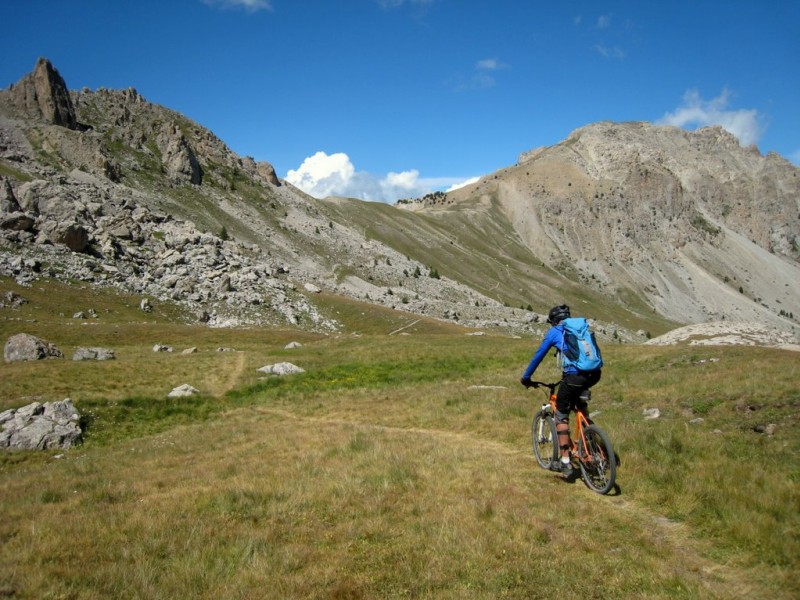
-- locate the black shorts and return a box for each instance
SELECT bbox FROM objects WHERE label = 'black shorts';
[555,370,601,422]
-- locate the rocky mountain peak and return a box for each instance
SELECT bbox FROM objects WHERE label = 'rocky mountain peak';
[6,58,77,129]
[1,58,798,342]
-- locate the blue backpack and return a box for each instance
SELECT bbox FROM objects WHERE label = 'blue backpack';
[560,317,603,372]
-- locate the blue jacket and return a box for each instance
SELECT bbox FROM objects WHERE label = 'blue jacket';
[522,324,578,379]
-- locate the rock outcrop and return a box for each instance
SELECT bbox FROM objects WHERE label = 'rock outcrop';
[0,399,82,450]
[7,58,77,129]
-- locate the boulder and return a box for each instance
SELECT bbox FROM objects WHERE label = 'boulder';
[0,399,82,450]
[0,291,28,308]
[257,362,305,376]
[168,384,199,398]
[0,178,21,213]
[53,223,90,252]
[72,347,115,361]
[4,333,63,362]
[0,212,35,232]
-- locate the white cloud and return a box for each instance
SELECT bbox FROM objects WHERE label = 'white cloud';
[285,151,474,203]
[658,88,766,146]
[285,152,355,199]
[451,57,510,91]
[596,15,611,29]
[446,177,480,192]
[202,0,272,12]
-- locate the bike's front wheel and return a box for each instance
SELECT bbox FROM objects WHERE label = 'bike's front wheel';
[577,425,617,494]
[531,410,558,470]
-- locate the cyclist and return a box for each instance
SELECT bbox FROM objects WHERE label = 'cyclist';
[520,304,601,478]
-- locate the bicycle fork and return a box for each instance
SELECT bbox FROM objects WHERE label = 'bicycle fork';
[535,404,550,442]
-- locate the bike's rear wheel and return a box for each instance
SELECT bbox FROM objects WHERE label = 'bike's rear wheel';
[578,425,617,494]
[532,410,558,470]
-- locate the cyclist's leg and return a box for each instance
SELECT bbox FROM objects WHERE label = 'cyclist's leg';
[555,379,582,460]
[554,409,571,459]
[576,370,602,423]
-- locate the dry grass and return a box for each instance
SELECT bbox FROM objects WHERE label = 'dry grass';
[0,398,772,599]
[0,278,798,598]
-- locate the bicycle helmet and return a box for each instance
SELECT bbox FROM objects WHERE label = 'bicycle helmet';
[547,304,570,325]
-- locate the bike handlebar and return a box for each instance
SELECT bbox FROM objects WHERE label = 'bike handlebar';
[528,380,561,391]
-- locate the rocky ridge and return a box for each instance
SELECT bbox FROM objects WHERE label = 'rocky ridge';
[1,58,798,343]
[421,121,800,338]
[0,59,546,334]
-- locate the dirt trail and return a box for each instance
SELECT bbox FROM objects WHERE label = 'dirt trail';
[209,350,247,396]
[254,405,780,599]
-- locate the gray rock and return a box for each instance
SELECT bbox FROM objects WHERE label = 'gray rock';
[72,347,115,361]
[642,407,661,420]
[168,384,199,398]
[4,333,63,362]
[257,362,305,376]
[0,398,82,450]
[7,58,77,129]
[53,222,90,252]
[0,291,28,308]
[0,178,21,213]
[0,212,35,231]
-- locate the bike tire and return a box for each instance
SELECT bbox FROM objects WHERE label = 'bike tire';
[577,424,617,494]
[531,410,558,470]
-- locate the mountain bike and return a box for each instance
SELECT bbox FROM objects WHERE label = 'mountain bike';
[530,380,617,495]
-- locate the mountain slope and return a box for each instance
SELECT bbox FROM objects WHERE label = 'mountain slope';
[404,121,799,334]
[1,59,798,342]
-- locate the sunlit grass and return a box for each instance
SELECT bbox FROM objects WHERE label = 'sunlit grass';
[0,277,798,598]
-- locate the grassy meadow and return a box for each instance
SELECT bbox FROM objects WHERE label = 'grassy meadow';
[0,278,798,599]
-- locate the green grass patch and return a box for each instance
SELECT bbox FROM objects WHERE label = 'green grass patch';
[0,159,34,182]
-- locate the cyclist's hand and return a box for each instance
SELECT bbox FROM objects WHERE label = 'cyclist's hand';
[520,377,533,388]
[531,381,540,389]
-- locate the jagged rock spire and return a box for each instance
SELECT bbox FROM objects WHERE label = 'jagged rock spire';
[8,58,77,129]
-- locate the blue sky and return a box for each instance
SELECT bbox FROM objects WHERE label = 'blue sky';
[2,0,798,202]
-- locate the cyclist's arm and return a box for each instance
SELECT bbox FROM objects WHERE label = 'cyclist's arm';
[522,328,560,380]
